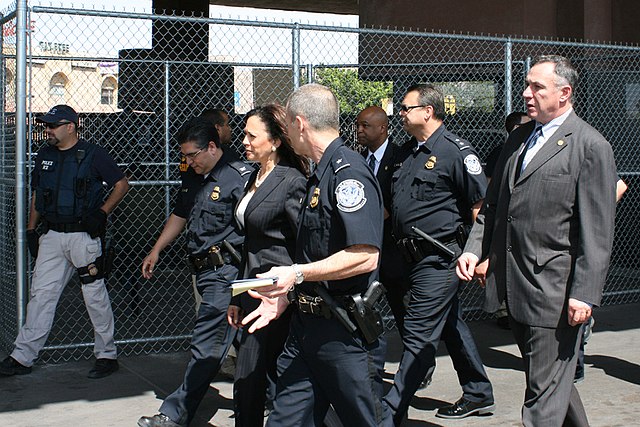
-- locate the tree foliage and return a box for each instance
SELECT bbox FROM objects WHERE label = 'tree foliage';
[314,68,393,114]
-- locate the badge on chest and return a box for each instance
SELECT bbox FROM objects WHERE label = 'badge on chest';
[310,187,320,208]
[210,186,221,201]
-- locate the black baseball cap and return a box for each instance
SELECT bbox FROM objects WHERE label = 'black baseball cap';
[36,104,78,125]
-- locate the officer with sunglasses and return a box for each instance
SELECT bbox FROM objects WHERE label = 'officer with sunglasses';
[384,85,494,424]
[0,104,129,379]
[139,117,251,427]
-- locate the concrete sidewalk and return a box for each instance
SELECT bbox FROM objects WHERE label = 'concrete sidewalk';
[1,303,639,427]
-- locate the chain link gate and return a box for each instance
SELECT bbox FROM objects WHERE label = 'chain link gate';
[0,4,638,363]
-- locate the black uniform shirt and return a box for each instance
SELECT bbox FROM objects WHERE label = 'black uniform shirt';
[296,138,384,296]
[31,139,124,190]
[391,125,487,241]
[178,149,251,256]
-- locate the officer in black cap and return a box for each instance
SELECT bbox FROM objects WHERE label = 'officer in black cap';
[0,104,129,379]
[240,84,392,426]
[138,117,251,427]
[383,84,495,424]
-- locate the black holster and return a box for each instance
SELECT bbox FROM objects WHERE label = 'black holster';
[346,281,385,344]
[77,255,105,284]
[455,224,471,249]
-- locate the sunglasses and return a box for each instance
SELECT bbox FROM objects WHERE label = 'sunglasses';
[398,104,427,113]
[44,121,72,129]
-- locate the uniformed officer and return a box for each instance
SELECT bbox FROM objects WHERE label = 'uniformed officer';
[0,104,129,379]
[241,84,392,427]
[383,84,495,424]
[138,117,251,427]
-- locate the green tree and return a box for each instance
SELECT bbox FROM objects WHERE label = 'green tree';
[314,68,392,114]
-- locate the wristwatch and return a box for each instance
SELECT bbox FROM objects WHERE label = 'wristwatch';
[292,263,305,285]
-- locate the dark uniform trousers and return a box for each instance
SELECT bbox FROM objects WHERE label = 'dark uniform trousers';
[384,252,493,424]
[266,311,392,427]
[234,307,293,427]
[160,264,238,425]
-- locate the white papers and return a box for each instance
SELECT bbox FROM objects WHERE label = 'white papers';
[231,277,277,296]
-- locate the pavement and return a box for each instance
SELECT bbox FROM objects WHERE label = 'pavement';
[1,302,639,427]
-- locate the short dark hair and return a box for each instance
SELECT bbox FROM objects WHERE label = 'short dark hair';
[533,55,579,102]
[405,83,445,120]
[505,111,528,133]
[199,108,228,127]
[176,117,220,149]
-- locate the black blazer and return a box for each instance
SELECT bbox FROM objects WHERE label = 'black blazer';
[234,161,307,311]
[364,140,403,278]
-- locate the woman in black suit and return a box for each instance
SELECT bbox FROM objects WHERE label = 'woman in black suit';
[227,104,308,427]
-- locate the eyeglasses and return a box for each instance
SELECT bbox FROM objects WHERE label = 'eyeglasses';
[398,105,427,113]
[44,121,71,129]
[182,148,204,160]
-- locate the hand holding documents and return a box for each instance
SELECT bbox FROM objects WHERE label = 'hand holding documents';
[231,277,277,296]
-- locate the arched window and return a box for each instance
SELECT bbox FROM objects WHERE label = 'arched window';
[5,68,13,86]
[49,72,68,99]
[101,76,117,105]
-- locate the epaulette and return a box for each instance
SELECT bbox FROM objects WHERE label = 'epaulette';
[444,131,472,151]
[228,160,254,176]
[331,156,351,174]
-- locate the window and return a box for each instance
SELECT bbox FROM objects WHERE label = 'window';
[101,77,117,105]
[49,72,68,99]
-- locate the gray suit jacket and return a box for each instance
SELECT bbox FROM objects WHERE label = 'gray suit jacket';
[466,111,617,328]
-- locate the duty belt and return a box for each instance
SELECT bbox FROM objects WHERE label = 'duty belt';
[187,245,233,274]
[296,293,332,318]
[295,292,351,318]
[396,233,458,263]
[44,221,87,233]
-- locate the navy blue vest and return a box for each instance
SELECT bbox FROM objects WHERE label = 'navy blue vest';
[34,140,104,223]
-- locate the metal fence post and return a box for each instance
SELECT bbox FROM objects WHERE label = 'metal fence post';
[165,61,171,220]
[306,63,313,84]
[292,23,300,90]
[15,0,28,328]
[504,38,513,115]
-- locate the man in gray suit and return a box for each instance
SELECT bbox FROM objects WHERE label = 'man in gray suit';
[457,55,617,426]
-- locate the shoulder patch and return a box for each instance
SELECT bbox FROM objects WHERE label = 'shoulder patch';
[464,154,483,175]
[335,179,367,212]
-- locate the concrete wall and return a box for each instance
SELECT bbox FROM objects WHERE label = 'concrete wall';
[360,0,640,44]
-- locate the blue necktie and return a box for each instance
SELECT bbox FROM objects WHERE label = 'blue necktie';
[516,126,542,178]
[367,154,376,172]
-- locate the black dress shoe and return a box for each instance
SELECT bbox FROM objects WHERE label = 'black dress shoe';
[0,356,32,376]
[137,413,185,427]
[436,397,495,419]
[87,358,118,379]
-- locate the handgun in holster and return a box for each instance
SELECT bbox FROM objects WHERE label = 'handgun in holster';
[347,280,386,344]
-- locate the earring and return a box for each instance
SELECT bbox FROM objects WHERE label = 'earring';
[271,146,277,152]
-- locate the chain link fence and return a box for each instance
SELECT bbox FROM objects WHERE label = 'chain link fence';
[1,5,639,363]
